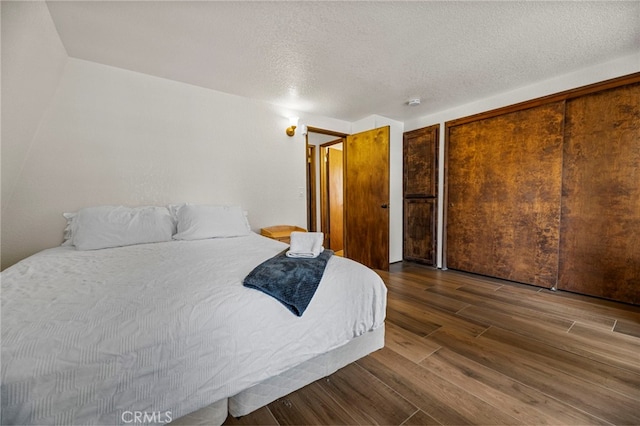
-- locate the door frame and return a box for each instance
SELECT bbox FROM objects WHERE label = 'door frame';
[305,127,349,233]
[319,138,345,250]
[306,144,317,231]
[306,126,390,270]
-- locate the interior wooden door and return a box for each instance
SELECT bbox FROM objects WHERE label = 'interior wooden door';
[559,82,640,304]
[404,125,438,198]
[345,126,390,270]
[327,147,344,252]
[446,102,565,287]
[404,198,437,264]
[403,125,439,265]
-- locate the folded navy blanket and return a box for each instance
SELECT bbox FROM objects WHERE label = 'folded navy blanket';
[243,249,334,316]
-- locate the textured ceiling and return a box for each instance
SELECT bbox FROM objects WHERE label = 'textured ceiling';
[46,1,640,122]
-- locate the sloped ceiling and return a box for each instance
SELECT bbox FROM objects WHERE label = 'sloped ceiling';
[46,1,640,122]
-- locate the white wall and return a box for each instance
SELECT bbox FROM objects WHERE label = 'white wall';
[1,53,350,269]
[405,52,640,132]
[352,115,404,264]
[404,52,640,268]
[1,1,68,233]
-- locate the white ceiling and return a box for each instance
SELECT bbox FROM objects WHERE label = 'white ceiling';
[46,1,640,122]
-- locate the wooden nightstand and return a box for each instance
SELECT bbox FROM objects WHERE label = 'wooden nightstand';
[260,225,306,244]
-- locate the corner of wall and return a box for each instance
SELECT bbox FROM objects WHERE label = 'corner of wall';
[1,1,69,270]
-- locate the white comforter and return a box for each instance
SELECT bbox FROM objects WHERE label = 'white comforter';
[1,233,386,425]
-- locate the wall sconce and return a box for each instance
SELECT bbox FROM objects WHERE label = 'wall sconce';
[286,116,299,137]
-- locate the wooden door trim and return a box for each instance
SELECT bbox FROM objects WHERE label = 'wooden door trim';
[307,126,348,138]
[307,127,348,238]
[319,138,345,249]
[306,144,317,231]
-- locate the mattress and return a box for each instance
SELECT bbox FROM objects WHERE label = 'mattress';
[1,233,387,425]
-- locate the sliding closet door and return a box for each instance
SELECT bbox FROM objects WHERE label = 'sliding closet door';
[446,102,565,287]
[559,83,640,304]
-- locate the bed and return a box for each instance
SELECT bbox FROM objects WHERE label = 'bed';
[1,205,387,425]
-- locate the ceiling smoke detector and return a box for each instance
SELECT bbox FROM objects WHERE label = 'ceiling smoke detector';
[407,98,421,107]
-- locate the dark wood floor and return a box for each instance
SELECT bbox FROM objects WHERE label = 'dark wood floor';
[224,263,640,425]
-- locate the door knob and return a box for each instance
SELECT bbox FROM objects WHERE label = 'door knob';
[381,204,388,209]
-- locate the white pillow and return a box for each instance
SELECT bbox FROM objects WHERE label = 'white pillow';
[61,212,77,246]
[173,204,251,240]
[71,206,175,250]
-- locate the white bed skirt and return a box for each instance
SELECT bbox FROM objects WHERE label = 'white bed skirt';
[230,324,385,417]
[170,399,228,426]
[172,325,385,425]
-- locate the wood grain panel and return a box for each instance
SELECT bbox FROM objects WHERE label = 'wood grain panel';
[446,102,565,287]
[559,82,640,304]
[419,348,583,425]
[403,124,439,266]
[402,410,441,426]
[327,147,344,251]
[383,322,441,363]
[426,327,640,425]
[358,347,521,425]
[404,126,438,197]
[345,126,389,270]
[403,198,436,264]
[317,363,417,425]
[267,382,358,425]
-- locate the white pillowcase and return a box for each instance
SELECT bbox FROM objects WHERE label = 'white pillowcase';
[62,212,77,246]
[70,206,175,250]
[173,204,251,240]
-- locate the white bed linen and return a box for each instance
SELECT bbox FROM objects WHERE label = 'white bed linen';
[1,233,387,425]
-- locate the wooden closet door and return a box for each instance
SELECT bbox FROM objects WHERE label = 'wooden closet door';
[404,198,437,264]
[404,126,438,197]
[403,125,439,265]
[446,102,565,287]
[559,83,640,304]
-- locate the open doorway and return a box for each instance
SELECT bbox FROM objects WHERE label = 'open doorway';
[305,127,348,253]
[320,140,344,255]
[306,126,390,270]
